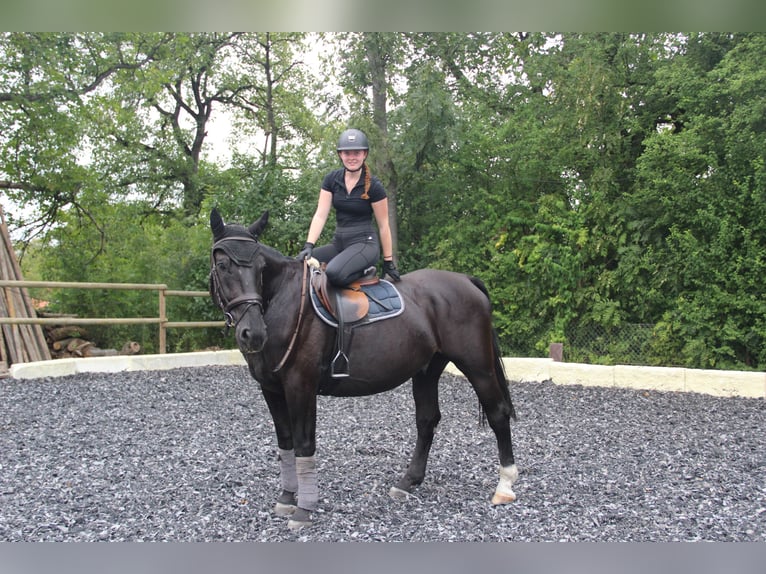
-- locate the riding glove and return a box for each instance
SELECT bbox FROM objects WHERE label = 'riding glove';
[296,242,314,261]
[382,260,401,282]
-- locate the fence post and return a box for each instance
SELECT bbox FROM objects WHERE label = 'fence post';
[158,287,167,354]
[549,342,564,362]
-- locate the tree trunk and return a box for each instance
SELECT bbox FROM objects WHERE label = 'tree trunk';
[365,33,399,259]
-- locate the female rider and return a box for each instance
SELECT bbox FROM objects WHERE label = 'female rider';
[296,128,400,285]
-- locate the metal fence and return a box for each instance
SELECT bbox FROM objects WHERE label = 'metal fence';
[565,322,659,366]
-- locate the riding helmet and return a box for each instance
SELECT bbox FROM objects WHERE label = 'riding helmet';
[336,129,369,151]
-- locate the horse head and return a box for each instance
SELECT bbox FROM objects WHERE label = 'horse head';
[209,208,270,354]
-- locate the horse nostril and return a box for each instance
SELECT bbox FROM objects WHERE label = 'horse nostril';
[238,327,266,353]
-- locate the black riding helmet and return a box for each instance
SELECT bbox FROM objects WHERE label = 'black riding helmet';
[336,128,369,151]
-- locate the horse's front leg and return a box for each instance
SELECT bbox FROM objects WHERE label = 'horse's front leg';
[260,386,298,515]
[282,379,319,531]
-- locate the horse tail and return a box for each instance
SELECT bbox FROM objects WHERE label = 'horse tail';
[469,276,517,422]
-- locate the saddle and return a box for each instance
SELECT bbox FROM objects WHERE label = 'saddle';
[311,267,378,323]
[309,266,404,378]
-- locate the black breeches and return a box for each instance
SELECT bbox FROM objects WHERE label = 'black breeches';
[313,227,380,286]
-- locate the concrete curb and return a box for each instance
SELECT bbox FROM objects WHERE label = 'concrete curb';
[8,350,248,379]
[9,351,766,399]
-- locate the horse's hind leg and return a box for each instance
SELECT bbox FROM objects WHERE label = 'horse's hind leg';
[390,355,448,499]
[463,368,518,505]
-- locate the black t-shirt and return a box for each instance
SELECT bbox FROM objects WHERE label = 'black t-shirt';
[321,166,387,228]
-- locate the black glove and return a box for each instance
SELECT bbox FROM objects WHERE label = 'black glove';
[382,260,401,282]
[296,242,314,261]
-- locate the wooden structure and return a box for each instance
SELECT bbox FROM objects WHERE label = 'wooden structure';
[0,204,52,375]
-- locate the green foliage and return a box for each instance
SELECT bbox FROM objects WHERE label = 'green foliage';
[5,33,766,370]
[34,202,214,353]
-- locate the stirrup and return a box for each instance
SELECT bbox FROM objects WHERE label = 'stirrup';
[331,288,351,378]
[331,349,350,378]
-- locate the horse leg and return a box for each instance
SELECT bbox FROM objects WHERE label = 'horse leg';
[390,356,447,499]
[260,387,298,515]
[288,455,318,530]
[462,367,518,505]
[282,385,319,531]
[485,399,518,505]
[275,449,298,515]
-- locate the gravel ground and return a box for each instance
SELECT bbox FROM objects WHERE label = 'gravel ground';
[1,365,765,542]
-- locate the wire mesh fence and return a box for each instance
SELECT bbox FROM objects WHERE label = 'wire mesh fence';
[564,322,661,366]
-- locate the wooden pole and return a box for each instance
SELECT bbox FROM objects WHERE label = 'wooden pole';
[0,203,52,366]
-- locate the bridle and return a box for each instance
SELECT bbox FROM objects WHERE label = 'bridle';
[210,235,309,372]
[221,293,264,331]
[210,237,264,333]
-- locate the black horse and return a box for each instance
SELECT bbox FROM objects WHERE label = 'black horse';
[209,208,518,529]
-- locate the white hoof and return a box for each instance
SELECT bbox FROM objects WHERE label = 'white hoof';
[492,463,519,505]
[389,486,409,500]
[491,490,517,505]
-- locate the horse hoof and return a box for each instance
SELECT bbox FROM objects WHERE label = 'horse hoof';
[274,502,297,516]
[287,507,313,530]
[274,490,297,516]
[491,491,517,505]
[389,486,409,500]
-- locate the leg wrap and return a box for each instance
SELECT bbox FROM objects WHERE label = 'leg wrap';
[295,455,319,511]
[278,448,298,493]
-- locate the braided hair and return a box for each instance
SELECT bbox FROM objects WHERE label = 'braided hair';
[362,162,371,200]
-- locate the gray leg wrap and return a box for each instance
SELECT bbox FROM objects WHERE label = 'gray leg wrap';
[278,448,298,493]
[295,455,319,511]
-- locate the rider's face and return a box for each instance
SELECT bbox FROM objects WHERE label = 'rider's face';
[339,149,367,170]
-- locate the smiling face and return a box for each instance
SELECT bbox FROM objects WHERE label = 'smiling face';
[339,149,367,172]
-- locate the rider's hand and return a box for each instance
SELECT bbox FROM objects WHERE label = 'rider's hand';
[296,242,314,261]
[382,260,401,282]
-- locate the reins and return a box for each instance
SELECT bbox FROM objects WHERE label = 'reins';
[272,258,309,373]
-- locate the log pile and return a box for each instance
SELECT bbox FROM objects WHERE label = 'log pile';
[1,204,51,376]
[43,320,141,358]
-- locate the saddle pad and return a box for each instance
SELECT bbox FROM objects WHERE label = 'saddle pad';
[310,277,405,327]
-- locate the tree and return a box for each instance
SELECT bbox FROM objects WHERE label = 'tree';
[331,32,405,258]
[0,32,165,242]
[3,33,324,352]
[632,33,766,368]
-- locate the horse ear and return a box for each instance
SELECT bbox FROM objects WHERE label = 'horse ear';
[210,208,225,240]
[248,210,269,240]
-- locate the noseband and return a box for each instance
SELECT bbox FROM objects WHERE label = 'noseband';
[221,293,263,329]
[210,237,264,331]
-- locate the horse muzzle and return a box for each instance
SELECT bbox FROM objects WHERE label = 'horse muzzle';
[237,325,267,354]
[224,296,267,354]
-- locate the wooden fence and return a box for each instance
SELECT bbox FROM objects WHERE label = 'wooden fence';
[0,279,224,357]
